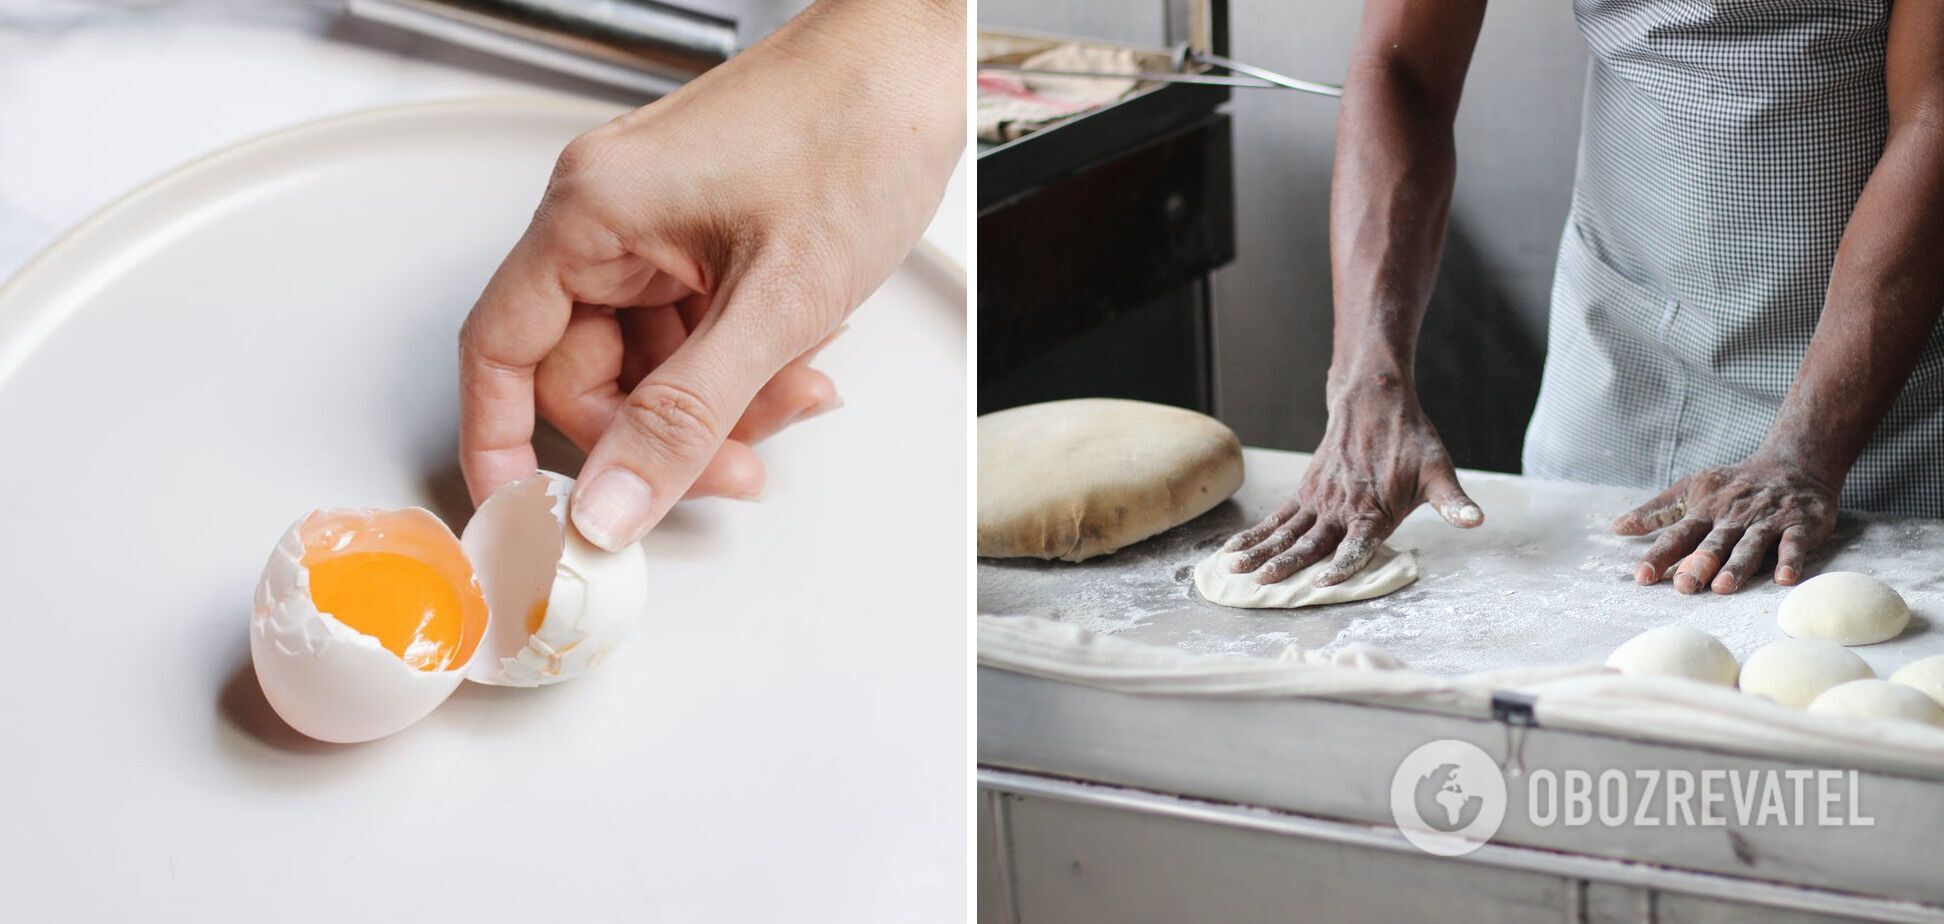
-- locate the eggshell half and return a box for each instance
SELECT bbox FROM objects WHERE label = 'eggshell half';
[461,471,651,686]
[251,507,484,743]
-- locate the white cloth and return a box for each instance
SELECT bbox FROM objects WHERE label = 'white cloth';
[981,614,1944,780]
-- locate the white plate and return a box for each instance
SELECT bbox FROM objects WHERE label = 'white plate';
[0,97,964,919]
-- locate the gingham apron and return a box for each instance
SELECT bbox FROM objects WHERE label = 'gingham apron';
[1522,0,1944,516]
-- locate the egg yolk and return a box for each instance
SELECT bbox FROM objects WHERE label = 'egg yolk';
[526,600,549,636]
[307,551,466,671]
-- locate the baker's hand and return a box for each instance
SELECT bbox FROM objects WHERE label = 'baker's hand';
[1222,380,1483,586]
[1612,453,1838,594]
[457,0,963,551]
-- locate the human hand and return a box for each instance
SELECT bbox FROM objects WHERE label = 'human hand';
[1612,452,1839,594]
[457,0,963,550]
[1222,378,1483,586]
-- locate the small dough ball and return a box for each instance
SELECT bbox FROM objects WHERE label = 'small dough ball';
[1280,641,1406,670]
[1777,571,1910,646]
[1888,655,1944,708]
[977,399,1243,562]
[1605,626,1738,686]
[1806,679,1944,727]
[1738,638,1874,709]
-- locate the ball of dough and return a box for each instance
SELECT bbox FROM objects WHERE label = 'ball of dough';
[1806,679,1944,727]
[977,399,1243,562]
[1738,638,1874,709]
[1777,571,1910,646]
[1604,626,1738,686]
[1888,655,1944,708]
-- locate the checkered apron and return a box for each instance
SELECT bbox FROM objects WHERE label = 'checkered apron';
[1522,0,1944,516]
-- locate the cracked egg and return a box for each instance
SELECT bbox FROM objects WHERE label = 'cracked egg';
[251,471,650,743]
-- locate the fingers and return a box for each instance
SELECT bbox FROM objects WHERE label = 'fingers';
[731,361,840,444]
[684,439,766,500]
[459,237,575,504]
[1223,499,1301,553]
[569,282,803,551]
[1314,519,1388,587]
[1257,521,1344,585]
[1633,517,1711,585]
[1672,525,1742,595]
[1613,481,1688,536]
[1422,463,1483,529]
[1775,525,1811,585]
[1711,525,1775,594]
[1227,511,1317,574]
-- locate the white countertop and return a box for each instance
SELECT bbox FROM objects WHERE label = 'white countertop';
[979,448,1944,676]
[0,0,968,283]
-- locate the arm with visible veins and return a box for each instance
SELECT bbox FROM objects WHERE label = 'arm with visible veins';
[1222,0,1491,587]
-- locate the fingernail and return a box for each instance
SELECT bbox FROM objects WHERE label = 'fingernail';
[1634,564,1655,585]
[1673,573,1700,595]
[571,469,654,551]
[1712,575,1736,594]
[1455,504,1483,526]
[1777,565,1798,584]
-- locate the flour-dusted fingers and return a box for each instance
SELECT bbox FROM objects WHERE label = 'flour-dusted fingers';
[1712,524,1776,594]
[1634,517,1712,585]
[1224,498,1303,553]
[1227,510,1316,573]
[1422,462,1484,528]
[1673,525,1742,594]
[1313,518,1386,588]
[1613,480,1689,536]
[1775,525,1812,585]
[1258,520,1344,585]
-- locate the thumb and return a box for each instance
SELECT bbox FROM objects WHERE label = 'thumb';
[1423,462,1485,529]
[569,294,788,551]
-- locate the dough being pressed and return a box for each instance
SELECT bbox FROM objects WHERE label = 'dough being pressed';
[1605,626,1739,686]
[1807,679,1944,727]
[1777,571,1910,646]
[977,399,1243,562]
[1193,545,1418,609]
[1738,638,1874,709]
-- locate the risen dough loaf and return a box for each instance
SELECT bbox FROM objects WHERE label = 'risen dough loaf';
[1193,545,1418,609]
[977,399,1243,561]
[1807,679,1944,727]
[1777,571,1910,646]
[1738,638,1874,709]
[1605,626,1738,686]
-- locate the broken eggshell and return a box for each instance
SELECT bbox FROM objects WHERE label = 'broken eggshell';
[251,507,489,743]
[460,471,651,687]
[249,472,650,742]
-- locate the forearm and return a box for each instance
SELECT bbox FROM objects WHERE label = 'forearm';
[1761,122,1944,483]
[1324,0,1483,402]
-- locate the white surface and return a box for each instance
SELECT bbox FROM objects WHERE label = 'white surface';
[980,448,1944,678]
[0,98,965,920]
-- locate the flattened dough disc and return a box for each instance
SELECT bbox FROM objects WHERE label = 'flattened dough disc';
[977,398,1243,562]
[1194,545,1419,609]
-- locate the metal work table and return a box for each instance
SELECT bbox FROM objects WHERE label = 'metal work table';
[978,447,1944,924]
